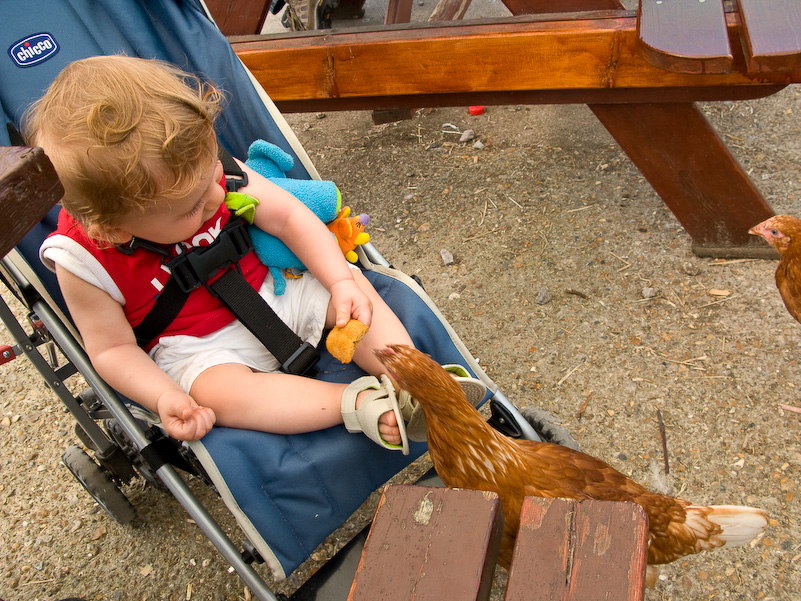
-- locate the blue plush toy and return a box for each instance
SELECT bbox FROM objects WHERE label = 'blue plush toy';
[229,140,343,294]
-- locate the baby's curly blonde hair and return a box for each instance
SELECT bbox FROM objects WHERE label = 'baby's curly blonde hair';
[24,55,223,236]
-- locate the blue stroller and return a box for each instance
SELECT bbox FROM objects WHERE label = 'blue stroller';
[0,2,574,598]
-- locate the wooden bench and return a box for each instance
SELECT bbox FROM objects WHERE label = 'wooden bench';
[221,0,801,257]
[0,147,63,259]
[348,485,647,601]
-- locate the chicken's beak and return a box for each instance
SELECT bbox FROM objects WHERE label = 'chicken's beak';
[748,223,766,237]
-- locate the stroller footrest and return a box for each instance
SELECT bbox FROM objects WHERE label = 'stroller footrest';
[348,485,503,601]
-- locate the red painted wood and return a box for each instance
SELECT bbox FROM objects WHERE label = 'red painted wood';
[590,102,775,255]
[231,5,798,254]
[500,0,622,16]
[737,0,801,72]
[348,485,503,601]
[0,147,63,258]
[205,0,271,35]
[504,497,647,601]
[384,0,413,25]
[638,0,732,74]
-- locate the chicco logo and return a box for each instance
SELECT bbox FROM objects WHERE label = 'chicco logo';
[8,33,59,68]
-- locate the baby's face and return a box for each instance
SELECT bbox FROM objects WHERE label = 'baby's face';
[110,158,226,245]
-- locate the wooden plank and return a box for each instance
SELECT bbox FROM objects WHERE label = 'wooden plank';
[638,0,732,74]
[230,14,801,107]
[500,0,623,15]
[384,0,413,25]
[737,0,801,73]
[204,0,271,35]
[590,102,775,256]
[348,485,503,601]
[504,497,647,601]
[0,147,63,259]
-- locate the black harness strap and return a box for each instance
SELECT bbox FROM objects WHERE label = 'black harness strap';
[129,146,319,376]
[132,275,188,347]
[208,268,320,375]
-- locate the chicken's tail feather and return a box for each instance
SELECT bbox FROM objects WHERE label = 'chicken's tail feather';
[686,505,768,548]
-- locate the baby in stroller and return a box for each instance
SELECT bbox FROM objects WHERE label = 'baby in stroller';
[28,54,483,454]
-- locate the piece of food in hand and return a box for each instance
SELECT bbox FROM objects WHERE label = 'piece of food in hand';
[375,344,768,586]
[326,319,369,363]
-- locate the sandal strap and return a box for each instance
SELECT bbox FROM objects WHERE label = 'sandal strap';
[398,364,487,442]
[341,375,410,454]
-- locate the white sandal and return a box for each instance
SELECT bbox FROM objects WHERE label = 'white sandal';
[341,375,410,455]
[398,365,487,442]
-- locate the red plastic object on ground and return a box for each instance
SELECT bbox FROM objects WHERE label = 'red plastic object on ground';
[469,105,485,115]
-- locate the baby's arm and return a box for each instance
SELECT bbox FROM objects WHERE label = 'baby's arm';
[240,161,373,327]
[56,266,216,440]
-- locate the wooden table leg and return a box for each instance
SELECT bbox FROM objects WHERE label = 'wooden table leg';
[589,102,776,257]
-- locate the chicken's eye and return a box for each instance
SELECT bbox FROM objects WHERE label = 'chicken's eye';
[771,229,779,236]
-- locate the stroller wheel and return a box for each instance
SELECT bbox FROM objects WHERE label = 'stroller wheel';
[519,407,581,451]
[62,444,136,524]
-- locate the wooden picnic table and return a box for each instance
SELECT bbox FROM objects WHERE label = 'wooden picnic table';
[211,0,801,256]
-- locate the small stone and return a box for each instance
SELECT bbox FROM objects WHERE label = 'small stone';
[459,129,475,143]
[440,249,454,266]
[472,140,485,150]
[91,525,107,540]
[534,287,552,305]
[641,287,657,299]
[681,262,701,276]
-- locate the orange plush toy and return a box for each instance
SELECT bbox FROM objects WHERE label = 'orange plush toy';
[328,207,370,263]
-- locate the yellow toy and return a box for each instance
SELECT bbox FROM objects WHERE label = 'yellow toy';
[328,206,370,263]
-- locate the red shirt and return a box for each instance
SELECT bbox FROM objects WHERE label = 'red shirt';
[45,203,268,350]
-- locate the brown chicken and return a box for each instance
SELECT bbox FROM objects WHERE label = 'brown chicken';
[376,345,767,585]
[749,215,801,324]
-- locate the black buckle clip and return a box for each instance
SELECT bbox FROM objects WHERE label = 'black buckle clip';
[117,236,170,257]
[282,341,320,377]
[225,170,249,193]
[166,219,253,294]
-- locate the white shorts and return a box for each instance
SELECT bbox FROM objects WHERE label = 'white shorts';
[150,270,332,393]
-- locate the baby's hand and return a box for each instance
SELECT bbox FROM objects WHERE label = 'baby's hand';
[157,389,216,441]
[329,279,373,328]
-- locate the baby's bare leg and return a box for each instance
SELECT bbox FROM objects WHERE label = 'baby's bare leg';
[190,363,401,443]
[347,270,415,376]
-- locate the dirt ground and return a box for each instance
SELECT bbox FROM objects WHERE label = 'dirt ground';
[2,9,801,601]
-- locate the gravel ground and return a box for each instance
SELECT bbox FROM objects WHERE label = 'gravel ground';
[3,7,801,601]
